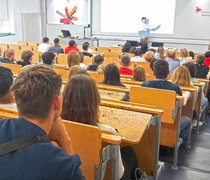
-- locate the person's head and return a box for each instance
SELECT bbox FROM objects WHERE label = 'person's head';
[82,42,89,51]
[129,46,136,54]
[21,50,34,62]
[68,40,76,47]
[54,38,60,45]
[133,65,146,82]
[0,67,14,103]
[167,50,176,59]
[96,64,106,74]
[4,49,15,61]
[183,62,196,78]
[120,53,131,67]
[11,65,62,121]
[204,51,210,58]
[94,54,104,65]
[61,74,100,125]
[103,63,123,86]
[153,60,169,79]
[144,51,155,62]
[43,37,49,44]
[67,50,80,68]
[141,17,149,24]
[189,51,194,60]
[68,65,87,79]
[122,42,132,53]
[42,52,56,65]
[150,59,157,71]
[157,47,164,54]
[180,48,188,58]
[196,54,205,65]
[171,66,192,87]
[78,51,84,63]
[134,48,142,57]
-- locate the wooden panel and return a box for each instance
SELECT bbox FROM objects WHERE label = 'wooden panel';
[0,108,18,118]
[20,45,32,51]
[97,47,110,53]
[1,63,22,75]
[55,68,68,81]
[32,52,40,64]
[132,62,152,74]
[57,54,68,65]
[8,44,20,51]
[89,73,104,83]
[0,44,8,52]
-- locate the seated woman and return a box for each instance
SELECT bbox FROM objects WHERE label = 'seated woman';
[61,74,138,180]
[143,51,155,63]
[68,65,87,79]
[67,50,80,69]
[103,64,125,87]
[131,49,145,62]
[154,47,165,60]
[17,50,34,67]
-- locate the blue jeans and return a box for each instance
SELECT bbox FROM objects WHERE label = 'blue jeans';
[201,97,209,111]
[180,116,191,139]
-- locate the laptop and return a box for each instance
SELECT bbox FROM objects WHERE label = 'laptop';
[61,30,71,38]
[151,42,164,48]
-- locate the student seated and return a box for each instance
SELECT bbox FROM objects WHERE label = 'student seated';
[195,54,209,78]
[0,49,16,64]
[68,65,87,79]
[87,54,104,71]
[142,60,191,139]
[0,67,16,110]
[17,50,34,67]
[131,49,145,62]
[143,51,155,63]
[166,50,180,73]
[122,42,132,53]
[65,40,79,54]
[67,50,80,69]
[48,38,64,54]
[38,37,51,53]
[81,42,94,53]
[154,47,165,60]
[41,52,56,68]
[78,52,87,70]
[204,51,210,66]
[119,54,133,75]
[61,74,138,180]
[103,64,125,87]
[133,65,146,82]
[0,65,83,179]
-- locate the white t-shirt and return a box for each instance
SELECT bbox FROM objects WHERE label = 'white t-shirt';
[82,48,94,53]
[0,103,17,111]
[131,56,145,62]
[38,43,51,53]
[80,63,87,70]
[98,123,124,179]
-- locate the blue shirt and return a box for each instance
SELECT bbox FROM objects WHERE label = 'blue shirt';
[0,118,83,180]
[166,57,180,73]
[48,45,64,54]
[142,79,182,96]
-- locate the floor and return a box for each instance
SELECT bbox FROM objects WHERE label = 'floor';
[158,114,210,180]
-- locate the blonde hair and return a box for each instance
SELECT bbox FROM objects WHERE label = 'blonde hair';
[96,64,106,74]
[67,50,80,68]
[133,65,146,81]
[143,51,154,62]
[171,66,192,87]
[180,48,188,58]
[68,65,84,79]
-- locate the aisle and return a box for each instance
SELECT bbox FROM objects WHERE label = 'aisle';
[158,115,210,180]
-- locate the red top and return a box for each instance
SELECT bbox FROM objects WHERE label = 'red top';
[65,46,79,54]
[204,57,210,66]
[119,67,133,75]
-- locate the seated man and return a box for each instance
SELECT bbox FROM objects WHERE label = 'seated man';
[38,37,51,53]
[165,50,180,73]
[0,65,83,179]
[119,54,133,75]
[142,60,191,139]
[48,38,64,54]
[41,52,56,68]
[0,49,16,64]
[65,40,79,54]
[87,54,104,71]
[0,67,16,110]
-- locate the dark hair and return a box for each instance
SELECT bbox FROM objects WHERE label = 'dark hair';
[121,53,131,66]
[21,50,34,61]
[42,52,56,65]
[134,49,142,57]
[149,59,157,71]
[61,74,100,125]
[189,51,194,59]
[122,42,132,53]
[129,46,136,54]
[196,54,205,64]
[43,37,49,43]
[183,62,197,78]
[153,60,169,79]
[69,40,76,46]
[54,38,60,44]
[11,65,62,119]
[141,17,146,21]
[103,64,125,87]
[204,51,210,58]
[0,67,13,98]
[94,54,104,65]
[82,42,89,51]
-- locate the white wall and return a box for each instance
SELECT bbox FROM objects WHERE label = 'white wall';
[0,0,41,44]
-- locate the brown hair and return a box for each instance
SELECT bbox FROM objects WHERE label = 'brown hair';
[121,53,131,67]
[133,65,146,81]
[68,65,86,79]
[21,50,34,61]
[144,51,155,62]
[180,48,188,58]
[171,66,192,87]
[61,74,100,125]
[196,54,205,64]
[11,65,62,120]
[67,50,80,68]
[5,49,15,59]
